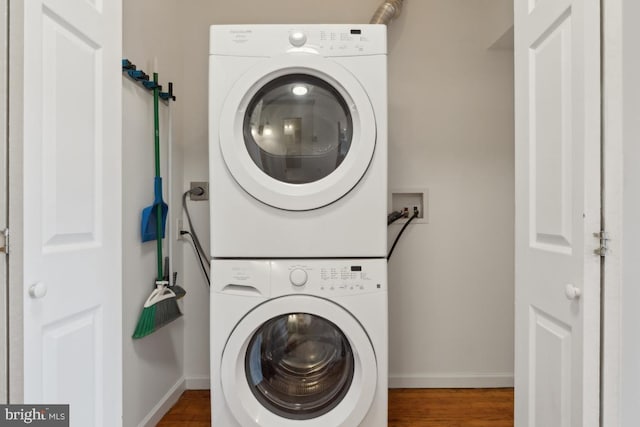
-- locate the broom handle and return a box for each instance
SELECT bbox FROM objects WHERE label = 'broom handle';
[153,72,163,281]
[167,94,173,286]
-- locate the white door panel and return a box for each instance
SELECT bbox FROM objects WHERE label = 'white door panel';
[22,0,121,425]
[515,0,601,425]
[0,0,7,405]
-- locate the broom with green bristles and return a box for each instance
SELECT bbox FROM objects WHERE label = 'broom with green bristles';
[133,72,182,339]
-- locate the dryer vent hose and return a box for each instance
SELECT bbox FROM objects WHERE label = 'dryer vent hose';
[369,0,404,25]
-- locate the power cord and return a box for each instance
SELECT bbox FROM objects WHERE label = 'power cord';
[182,187,211,286]
[387,210,404,225]
[183,188,209,260]
[387,207,419,261]
[180,230,210,285]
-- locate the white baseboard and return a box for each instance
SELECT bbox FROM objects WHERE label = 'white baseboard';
[389,372,514,388]
[185,375,211,390]
[184,373,512,390]
[138,377,186,427]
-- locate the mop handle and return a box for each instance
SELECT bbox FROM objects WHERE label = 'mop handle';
[153,72,163,281]
[167,97,173,286]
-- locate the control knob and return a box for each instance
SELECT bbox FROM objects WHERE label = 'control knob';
[290,268,308,287]
[289,31,307,47]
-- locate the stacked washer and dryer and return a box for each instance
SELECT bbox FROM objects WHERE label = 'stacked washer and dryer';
[209,24,388,426]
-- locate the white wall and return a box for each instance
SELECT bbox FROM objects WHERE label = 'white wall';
[0,0,8,404]
[386,1,514,387]
[621,0,640,423]
[178,0,515,388]
[181,143,211,389]
[122,1,186,425]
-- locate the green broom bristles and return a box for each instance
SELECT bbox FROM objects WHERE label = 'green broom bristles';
[132,305,157,339]
[132,284,182,339]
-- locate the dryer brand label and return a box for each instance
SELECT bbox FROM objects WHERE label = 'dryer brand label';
[229,30,252,44]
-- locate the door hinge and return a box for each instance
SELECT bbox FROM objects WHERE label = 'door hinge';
[0,228,9,255]
[594,231,610,257]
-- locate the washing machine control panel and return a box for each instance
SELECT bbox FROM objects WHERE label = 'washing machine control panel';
[273,259,387,297]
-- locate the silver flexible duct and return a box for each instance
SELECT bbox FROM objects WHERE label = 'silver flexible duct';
[369,0,404,25]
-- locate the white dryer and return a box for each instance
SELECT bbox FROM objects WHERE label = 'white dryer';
[210,259,388,427]
[209,25,387,258]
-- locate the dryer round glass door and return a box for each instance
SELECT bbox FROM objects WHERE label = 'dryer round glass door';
[219,55,377,211]
[243,74,353,185]
[245,313,354,420]
[220,295,378,427]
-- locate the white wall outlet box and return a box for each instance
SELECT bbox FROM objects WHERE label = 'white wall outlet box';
[190,181,209,201]
[389,188,429,224]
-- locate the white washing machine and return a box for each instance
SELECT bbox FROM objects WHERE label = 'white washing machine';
[210,258,388,427]
[209,25,387,258]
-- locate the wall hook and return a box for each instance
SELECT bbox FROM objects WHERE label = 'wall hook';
[159,82,176,101]
[127,69,149,82]
[122,58,136,71]
[122,59,176,102]
[142,80,162,91]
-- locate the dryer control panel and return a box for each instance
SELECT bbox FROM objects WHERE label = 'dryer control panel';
[210,24,387,57]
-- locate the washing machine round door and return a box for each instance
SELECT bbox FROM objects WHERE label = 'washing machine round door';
[221,295,378,427]
[219,55,377,211]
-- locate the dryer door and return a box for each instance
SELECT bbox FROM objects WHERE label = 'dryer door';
[219,54,377,211]
[221,295,378,427]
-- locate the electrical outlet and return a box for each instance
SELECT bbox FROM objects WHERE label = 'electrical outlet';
[190,181,209,201]
[176,219,184,241]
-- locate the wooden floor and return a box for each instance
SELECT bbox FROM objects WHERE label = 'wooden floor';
[157,388,514,426]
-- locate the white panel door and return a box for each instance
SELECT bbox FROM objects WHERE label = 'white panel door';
[22,0,122,425]
[514,0,601,425]
[0,0,7,405]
